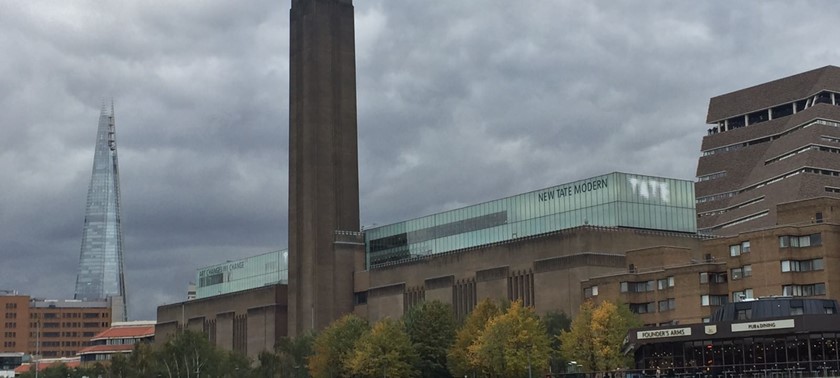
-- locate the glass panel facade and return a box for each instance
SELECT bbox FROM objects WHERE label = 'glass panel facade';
[195,250,288,299]
[365,172,696,267]
[74,107,127,320]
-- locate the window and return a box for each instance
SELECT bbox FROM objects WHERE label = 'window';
[781,259,824,272]
[584,286,598,298]
[733,289,754,301]
[658,298,675,312]
[353,291,368,305]
[736,307,752,320]
[657,277,674,290]
[620,281,654,293]
[731,265,752,280]
[699,272,726,284]
[701,295,728,306]
[730,241,750,256]
[629,302,655,314]
[780,233,822,248]
[782,283,827,297]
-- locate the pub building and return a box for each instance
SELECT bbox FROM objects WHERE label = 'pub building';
[627,298,840,376]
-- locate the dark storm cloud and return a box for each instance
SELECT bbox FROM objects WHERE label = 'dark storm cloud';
[0,1,837,320]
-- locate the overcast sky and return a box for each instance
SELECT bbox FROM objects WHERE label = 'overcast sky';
[0,1,838,321]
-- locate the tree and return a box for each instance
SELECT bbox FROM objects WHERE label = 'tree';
[253,350,281,378]
[542,310,572,375]
[127,342,157,377]
[346,318,419,378]
[559,300,640,373]
[559,301,597,372]
[448,298,501,377]
[155,330,244,378]
[403,300,457,378]
[275,332,315,378]
[309,313,370,378]
[590,300,640,371]
[468,300,552,377]
[109,353,131,377]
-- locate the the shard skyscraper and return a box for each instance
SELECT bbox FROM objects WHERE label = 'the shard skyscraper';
[74,104,127,321]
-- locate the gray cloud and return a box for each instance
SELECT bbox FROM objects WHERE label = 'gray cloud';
[0,0,837,320]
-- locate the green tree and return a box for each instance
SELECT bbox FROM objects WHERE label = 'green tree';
[447,298,501,377]
[253,350,281,378]
[403,300,456,378]
[469,300,552,377]
[108,353,131,377]
[346,318,419,378]
[542,310,572,375]
[559,300,597,372]
[275,332,315,378]
[127,342,157,377]
[309,313,370,378]
[559,300,640,373]
[155,330,231,378]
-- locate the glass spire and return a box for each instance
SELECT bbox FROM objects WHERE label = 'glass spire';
[74,104,127,321]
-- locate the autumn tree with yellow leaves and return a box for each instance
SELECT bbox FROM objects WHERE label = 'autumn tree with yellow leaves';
[468,300,552,377]
[559,300,641,373]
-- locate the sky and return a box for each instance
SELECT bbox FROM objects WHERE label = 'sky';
[0,1,838,321]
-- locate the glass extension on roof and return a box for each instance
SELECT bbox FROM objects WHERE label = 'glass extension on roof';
[195,249,288,299]
[365,172,696,268]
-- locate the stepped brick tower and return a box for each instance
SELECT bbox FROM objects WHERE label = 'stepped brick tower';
[74,104,127,321]
[696,66,840,235]
[288,0,362,335]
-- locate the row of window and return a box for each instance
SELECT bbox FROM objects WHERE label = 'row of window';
[4,313,16,319]
[4,303,17,309]
[730,241,751,256]
[630,300,677,315]
[697,171,727,182]
[3,331,15,338]
[780,234,822,248]
[728,234,821,255]
[33,312,108,319]
[781,258,824,272]
[723,298,834,321]
[698,162,840,205]
[3,342,14,348]
[620,277,675,293]
[3,322,15,329]
[783,283,826,297]
[701,294,729,306]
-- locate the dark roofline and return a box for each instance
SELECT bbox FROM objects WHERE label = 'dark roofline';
[707,65,840,123]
